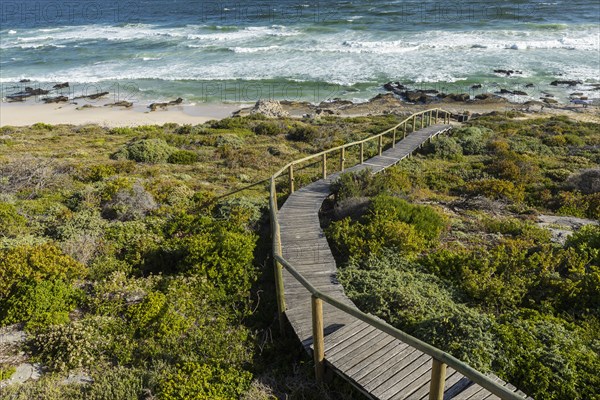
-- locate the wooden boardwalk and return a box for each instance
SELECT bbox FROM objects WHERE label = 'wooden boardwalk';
[277,124,531,400]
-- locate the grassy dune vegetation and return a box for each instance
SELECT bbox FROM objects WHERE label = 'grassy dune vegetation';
[0,114,399,400]
[0,113,598,399]
[324,115,600,400]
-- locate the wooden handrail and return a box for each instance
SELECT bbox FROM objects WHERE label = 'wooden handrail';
[269,109,527,400]
[270,108,453,180]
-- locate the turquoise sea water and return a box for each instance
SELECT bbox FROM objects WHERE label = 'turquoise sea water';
[1,0,598,103]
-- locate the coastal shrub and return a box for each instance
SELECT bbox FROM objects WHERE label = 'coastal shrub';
[369,195,447,241]
[413,308,497,371]
[566,168,600,194]
[252,121,280,136]
[422,136,463,160]
[462,178,525,203]
[454,126,491,155]
[0,203,28,237]
[167,150,199,165]
[80,164,117,182]
[112,139,175,163]
[0,279,82,332]
[287,123,319,142]
[482,217,552,243]
[169,225,257,300]
[215,197,265,229]
[102,183,158,221]
[159,362,252,400]
[215,134,244,148]
[0,365,16,380]
[31,320,100,371]
[327,215,426,261]
[494,313,600,400]
[103,220,163,271]
[0,243,85,299]
[331,169,411,202]
[566,225,600,266]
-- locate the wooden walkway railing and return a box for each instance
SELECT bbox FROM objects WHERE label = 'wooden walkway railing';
[269,109,532,400]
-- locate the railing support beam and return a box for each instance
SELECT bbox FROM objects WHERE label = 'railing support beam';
[288,165,294,193]
[273,224,286,335]
[378,135,383,155]
[340,147,345,171]
[392,128,396,147]
[312,295,325,384]
[322,153,327,179]
[429,359,447,400]
[360,142,364,164]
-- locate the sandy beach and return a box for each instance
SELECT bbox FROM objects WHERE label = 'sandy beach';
[1,95,599,127]
[0,101,246,127]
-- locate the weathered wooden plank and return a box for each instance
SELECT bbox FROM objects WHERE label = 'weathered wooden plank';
[363,349,424,390]
[370,353,431,398]
[352,342,415,384]
[327,328,386,363]
[383,358,433,400]
[331,330,392,371]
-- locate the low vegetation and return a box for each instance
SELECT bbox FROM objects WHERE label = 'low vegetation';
[324,115,600,400]
[0,113,598,399]
[0,114,404,399]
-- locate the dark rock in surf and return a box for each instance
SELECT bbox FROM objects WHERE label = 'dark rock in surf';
[53,82,69,89]
[550,80,582,86]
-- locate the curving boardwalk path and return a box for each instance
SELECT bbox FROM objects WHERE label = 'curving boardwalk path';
[277,124,532,400]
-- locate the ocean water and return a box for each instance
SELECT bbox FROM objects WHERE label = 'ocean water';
[0,0,599,104]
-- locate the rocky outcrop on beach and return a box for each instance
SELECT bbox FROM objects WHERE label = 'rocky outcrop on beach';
[148,97,183,111]
[105,101,133,108]
[6,87,50,102]
[42,96,69,104]
[75,92,109,100]
[250,100,289,118]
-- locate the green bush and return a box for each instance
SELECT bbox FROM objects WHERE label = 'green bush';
[0,244,85,299]
[287,123,319,142]
[494,313,600,400]
[423,136,463,160]
[0,203,28,237]
[252,121,280,136]
[369,195,447,241]
[168,150,199,165]
[112,139,175,163]
[1,279,82,332]
[81,164,117,182]
[169,223,257,300]
[159,362,252,400]
[413,308,497,371]
[31,320,100,371]
[330,169,411,202]
[462,178,525,203]
[0,364,16,380]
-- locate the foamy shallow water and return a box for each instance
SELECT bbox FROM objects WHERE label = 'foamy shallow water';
[0,0,598,103]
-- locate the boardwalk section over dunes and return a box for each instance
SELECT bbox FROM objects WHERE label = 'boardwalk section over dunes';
[269,110,533,400]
